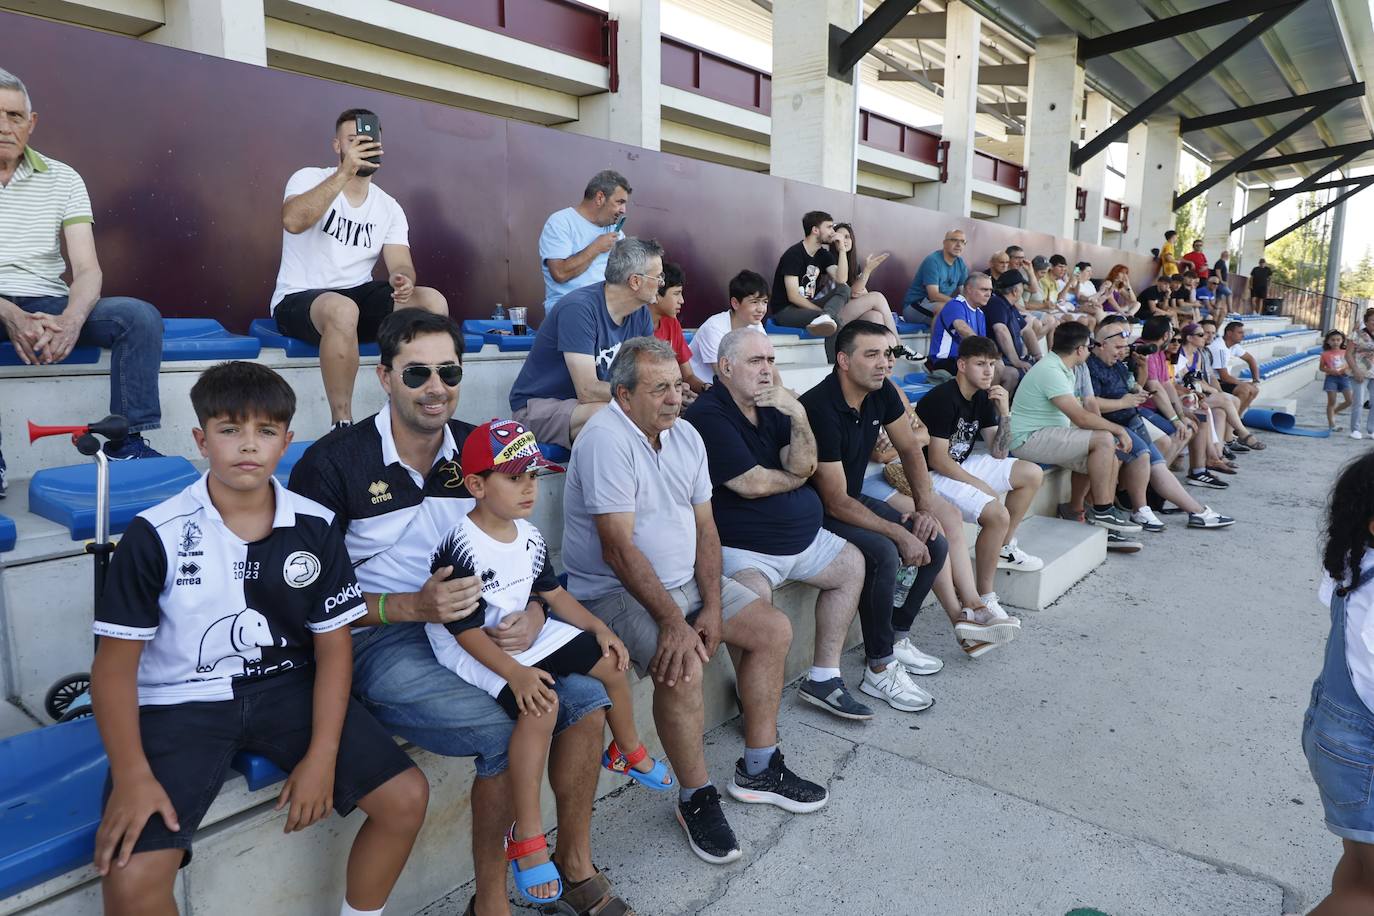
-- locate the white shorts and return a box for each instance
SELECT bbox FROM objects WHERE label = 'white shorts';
[930,452,1018,524]
[721,528,848,589]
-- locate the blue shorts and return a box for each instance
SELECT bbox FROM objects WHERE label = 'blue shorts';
[351,623,610,778]
[1326,375,1353,393]
[1116,417,1165,466]
[1304,685,1374,843]
[1140,407,1176,436]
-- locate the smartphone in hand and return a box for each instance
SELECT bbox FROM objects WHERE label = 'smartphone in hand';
[355,114,382,165]
[612,216,626,233]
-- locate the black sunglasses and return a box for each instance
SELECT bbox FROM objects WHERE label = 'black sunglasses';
[396,363,463,388]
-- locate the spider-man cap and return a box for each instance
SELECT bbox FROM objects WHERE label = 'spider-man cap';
[460,419,565,476]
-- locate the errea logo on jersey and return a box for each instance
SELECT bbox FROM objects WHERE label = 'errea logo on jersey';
[283,551,321,588]
[324,582,363,613]
[368,480,392,504]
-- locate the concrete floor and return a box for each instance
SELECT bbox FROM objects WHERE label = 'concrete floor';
[427,379,1362,916]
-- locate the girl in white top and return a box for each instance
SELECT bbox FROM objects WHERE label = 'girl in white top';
[1348,308,1374,439]
[687,270,770,384]
[1303,451,1374,909]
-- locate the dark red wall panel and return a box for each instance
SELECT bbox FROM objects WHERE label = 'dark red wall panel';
[0,11,1156,332]
[394,0,609,64]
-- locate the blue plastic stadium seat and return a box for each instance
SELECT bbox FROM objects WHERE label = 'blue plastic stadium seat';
[230,752,288,792]
[29,457,201,541]
[0,515,14,553]
[901,384,933,403]
[683,330,694,344]
[537,442,570,465]
[272,440,313,484]
[464,333,485,353]
[250,319,380,359]
[901,372,929,385]
[0,343,100,367]
[161,318,261,361]
[462,320,536,353]
[0,717,107,899]
[895,318,931,335]
[763,319,824,339]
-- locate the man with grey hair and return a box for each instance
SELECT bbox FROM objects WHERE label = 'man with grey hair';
[509,237,659,447]
[565,336,829,866]
[539,169,632,314]
[683,329,870,719]
[0,67,165,488]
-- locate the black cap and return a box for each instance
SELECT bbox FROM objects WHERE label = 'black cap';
[994,268,1027,291]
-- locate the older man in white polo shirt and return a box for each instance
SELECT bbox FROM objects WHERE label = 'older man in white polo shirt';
[564,336,829,868]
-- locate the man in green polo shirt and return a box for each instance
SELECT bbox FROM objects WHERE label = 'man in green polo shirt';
[1009,321,1140,534]
[0,68,164,495]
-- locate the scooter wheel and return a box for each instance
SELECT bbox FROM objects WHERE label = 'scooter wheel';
[45,673,91,721]
[58,704,94,723]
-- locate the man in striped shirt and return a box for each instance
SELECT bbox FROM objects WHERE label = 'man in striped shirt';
[0,68,164,495]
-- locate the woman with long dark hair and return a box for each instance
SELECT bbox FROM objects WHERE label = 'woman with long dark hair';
[1304,452,1374,913]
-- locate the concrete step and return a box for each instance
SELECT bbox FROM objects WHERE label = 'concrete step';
[988,515,1107,611]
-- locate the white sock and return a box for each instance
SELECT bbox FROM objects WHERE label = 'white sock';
[340,902,385,916]
[809,666,842,682]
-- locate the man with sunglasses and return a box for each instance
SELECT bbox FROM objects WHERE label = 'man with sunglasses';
[290,308,630,916]
[509,237,660,449]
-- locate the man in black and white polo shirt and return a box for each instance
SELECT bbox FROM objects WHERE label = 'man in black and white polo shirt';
[271,108,448,429]
[289,309,625,916]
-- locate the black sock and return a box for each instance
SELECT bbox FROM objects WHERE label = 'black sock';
[1093,503,1112,513]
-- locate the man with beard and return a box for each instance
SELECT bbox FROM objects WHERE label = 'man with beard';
[270,108,448,429]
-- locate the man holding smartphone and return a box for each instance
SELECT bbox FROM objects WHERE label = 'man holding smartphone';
[539,170,631,315]
[271,108,448,429]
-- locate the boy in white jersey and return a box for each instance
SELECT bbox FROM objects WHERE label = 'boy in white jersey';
[427,419,671,907]
[91,361,428,916]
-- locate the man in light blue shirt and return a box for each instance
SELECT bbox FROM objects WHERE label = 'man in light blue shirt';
[901,229,968,322]
[538,170,630,313]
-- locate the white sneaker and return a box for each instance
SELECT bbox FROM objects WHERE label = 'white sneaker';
[805,314,837,333]
[979,593,1022,626]
[892,636,944,675]
[860,662,934,712]
[996,539,1044,572]
[1352,430,1365,440]
[953,607,1020,645]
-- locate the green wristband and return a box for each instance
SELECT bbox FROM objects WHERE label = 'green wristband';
[378,592,390,626]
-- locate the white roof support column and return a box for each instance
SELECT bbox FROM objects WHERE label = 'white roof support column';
[573,0,661,150]
[1122,116,1181,255]
[1076,90,1112,245]
[771,0,859,191]
[1024,34,1083,240]
[145,0,266,65]
[1203,171,1237,263]
[1238,186,1270,274]
[935,1,980,217]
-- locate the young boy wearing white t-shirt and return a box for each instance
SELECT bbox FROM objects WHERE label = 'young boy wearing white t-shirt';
[426,420,672,906]
[270,108,448,427]
[688,270,771,384]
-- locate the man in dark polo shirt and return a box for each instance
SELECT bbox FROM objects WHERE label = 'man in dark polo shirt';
[683,329,868,720]
[799,320,950,714]
[289,309,628,916]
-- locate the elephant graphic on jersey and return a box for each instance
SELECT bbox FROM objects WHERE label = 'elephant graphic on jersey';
[197,607,275,676]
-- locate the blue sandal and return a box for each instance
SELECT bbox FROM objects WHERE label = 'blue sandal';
[505,823,562,905]
[602,740,675,792]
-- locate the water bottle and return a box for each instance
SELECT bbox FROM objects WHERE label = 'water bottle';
[892,565,919,607]
[492,302,506,320]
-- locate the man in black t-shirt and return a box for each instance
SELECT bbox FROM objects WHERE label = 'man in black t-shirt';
[769,210,849,336]
[1248,258,1273,313]
[800,321,956,710]
[916,335,1044,615]
[683,329,870,720]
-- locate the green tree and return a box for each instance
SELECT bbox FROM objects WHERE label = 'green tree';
[1174,163,1207,247]
[1341,247,1374,301]
[1266,191,1331,291]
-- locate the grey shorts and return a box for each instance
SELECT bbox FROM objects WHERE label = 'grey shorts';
[582,577,761,675]
[1011,426,1095,474]
[513,397,579,449]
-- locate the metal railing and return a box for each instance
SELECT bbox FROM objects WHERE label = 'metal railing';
[1269,280,1367,332]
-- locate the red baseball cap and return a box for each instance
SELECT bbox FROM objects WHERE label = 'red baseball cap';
[460,419,565,476]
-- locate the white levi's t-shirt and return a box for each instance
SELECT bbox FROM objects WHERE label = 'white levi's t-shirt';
[270,167,410,310]
[687,311,766,384]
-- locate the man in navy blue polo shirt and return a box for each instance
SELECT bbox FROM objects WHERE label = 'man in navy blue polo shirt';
[683,329,869,720]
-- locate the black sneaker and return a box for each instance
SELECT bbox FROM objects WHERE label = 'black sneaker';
[727,750,829,814]
[676,786,741,864]
[0,446,6,498]
[103,434,163,461]
[798,677,874,721]
[1086,505,1142,534]
[1186,470,1229,489]
[1106,531,1143,553]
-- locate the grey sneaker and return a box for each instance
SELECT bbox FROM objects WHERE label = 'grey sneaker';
[1187,506,1235,529]
[1086,505,1143,534]
[1106,531,1143,553]
[798,677,874,721]
[727,750,829,814]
